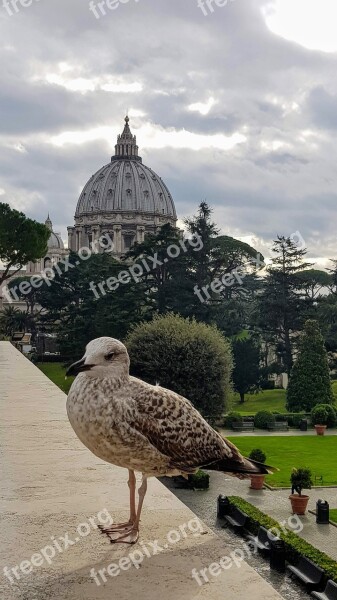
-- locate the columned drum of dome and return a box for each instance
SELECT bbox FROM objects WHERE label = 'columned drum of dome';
[68,117,177,256]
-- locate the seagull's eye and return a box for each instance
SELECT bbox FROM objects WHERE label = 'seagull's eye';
[105,352,115,361]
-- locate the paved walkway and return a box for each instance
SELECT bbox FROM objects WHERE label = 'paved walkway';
[0,342,283,600]
[171,472,337,561]
[221,428,337,437]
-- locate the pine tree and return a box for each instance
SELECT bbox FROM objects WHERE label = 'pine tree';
[0,204,49,285]
[259,236,311,375]
[286,319,334,412]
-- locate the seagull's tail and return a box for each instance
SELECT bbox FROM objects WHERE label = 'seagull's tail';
[204,456,277,478]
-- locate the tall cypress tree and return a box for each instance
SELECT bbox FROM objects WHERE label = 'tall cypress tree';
[259,236,311,375]
[286,319,334,412]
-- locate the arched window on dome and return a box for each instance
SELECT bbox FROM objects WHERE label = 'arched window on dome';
[44,257,52,269]
[123,234,134,251]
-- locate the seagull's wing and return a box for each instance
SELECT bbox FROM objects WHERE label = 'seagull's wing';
[129,378,246,473]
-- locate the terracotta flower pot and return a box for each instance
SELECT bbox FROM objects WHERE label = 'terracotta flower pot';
[289,494,309,515]
[250,474,266,490]
[315,425,327,436]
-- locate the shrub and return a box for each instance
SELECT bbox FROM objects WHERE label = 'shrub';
[286,413,309,427]
[126,314,233,419]
[249,449,266,464]
[188,470,210,490]
[290,467,312,496]
[224,412,243,428]
[287,320,334,412]
[260,379,275,390]
[254,411,275,429]
[311,404,337,427]
[228,496,337,583]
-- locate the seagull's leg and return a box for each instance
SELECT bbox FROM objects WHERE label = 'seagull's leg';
[99,470,137,536]
[109,476,148,544]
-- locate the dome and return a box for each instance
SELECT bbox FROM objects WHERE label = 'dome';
[75,117,176,220]
[45,215,65,250]
[47,231,64,250]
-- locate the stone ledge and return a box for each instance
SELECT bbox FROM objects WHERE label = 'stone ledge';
[0,342,282,599]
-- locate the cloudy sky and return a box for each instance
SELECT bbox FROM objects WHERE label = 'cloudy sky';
[1,0,337,265]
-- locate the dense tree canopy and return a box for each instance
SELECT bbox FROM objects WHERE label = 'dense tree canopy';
[36,252,148,360]
[3,200,337,405]
[0,204,49,285]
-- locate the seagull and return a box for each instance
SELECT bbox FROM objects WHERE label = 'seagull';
[66,337,274,544]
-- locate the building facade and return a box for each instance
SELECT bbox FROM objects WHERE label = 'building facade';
[67,116,177,256]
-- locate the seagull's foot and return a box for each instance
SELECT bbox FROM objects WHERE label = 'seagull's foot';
[108,526,139,545]
[98,520,134,535]
[98,520,139,542]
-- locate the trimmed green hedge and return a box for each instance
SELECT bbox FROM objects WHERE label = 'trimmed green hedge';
[224,412,243,428]
[228,496,337,583]
[188,470,210,490]
[254,411,275,429]
[226,412,311,428]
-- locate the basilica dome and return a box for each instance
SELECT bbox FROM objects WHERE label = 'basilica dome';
[45,215,65,250]
[26,215,68,275]
[68,117,177,256]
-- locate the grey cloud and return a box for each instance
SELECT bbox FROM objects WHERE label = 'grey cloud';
[0,0,337,261]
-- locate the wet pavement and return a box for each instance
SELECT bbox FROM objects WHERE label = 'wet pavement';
[162,474,316,600]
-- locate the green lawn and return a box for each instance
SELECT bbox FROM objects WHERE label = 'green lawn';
[231,381,337,415]
[231,389,287,415]
[37,362,73,394]
[330,509,337,524]
[228,435,337,487]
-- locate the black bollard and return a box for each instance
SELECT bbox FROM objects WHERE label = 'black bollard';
[270,538,286,573]
[316,500,330,524]
[217,495,230,518]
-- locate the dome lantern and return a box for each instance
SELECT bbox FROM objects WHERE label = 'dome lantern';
[45,214,53,231]
[112,115,141,162]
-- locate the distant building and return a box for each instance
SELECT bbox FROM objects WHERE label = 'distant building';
[67,116,177,256]
[0,117,178,310]
[0,215,68,310]
[26,214,68,275]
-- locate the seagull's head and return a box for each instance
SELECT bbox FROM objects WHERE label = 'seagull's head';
[66,337,130,379]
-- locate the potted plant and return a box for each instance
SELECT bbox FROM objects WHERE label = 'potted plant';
[311,405,329,435]
[249,449,267,490]
[289,467,312,514]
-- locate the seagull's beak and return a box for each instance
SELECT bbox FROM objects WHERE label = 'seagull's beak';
[66,357,93,377]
